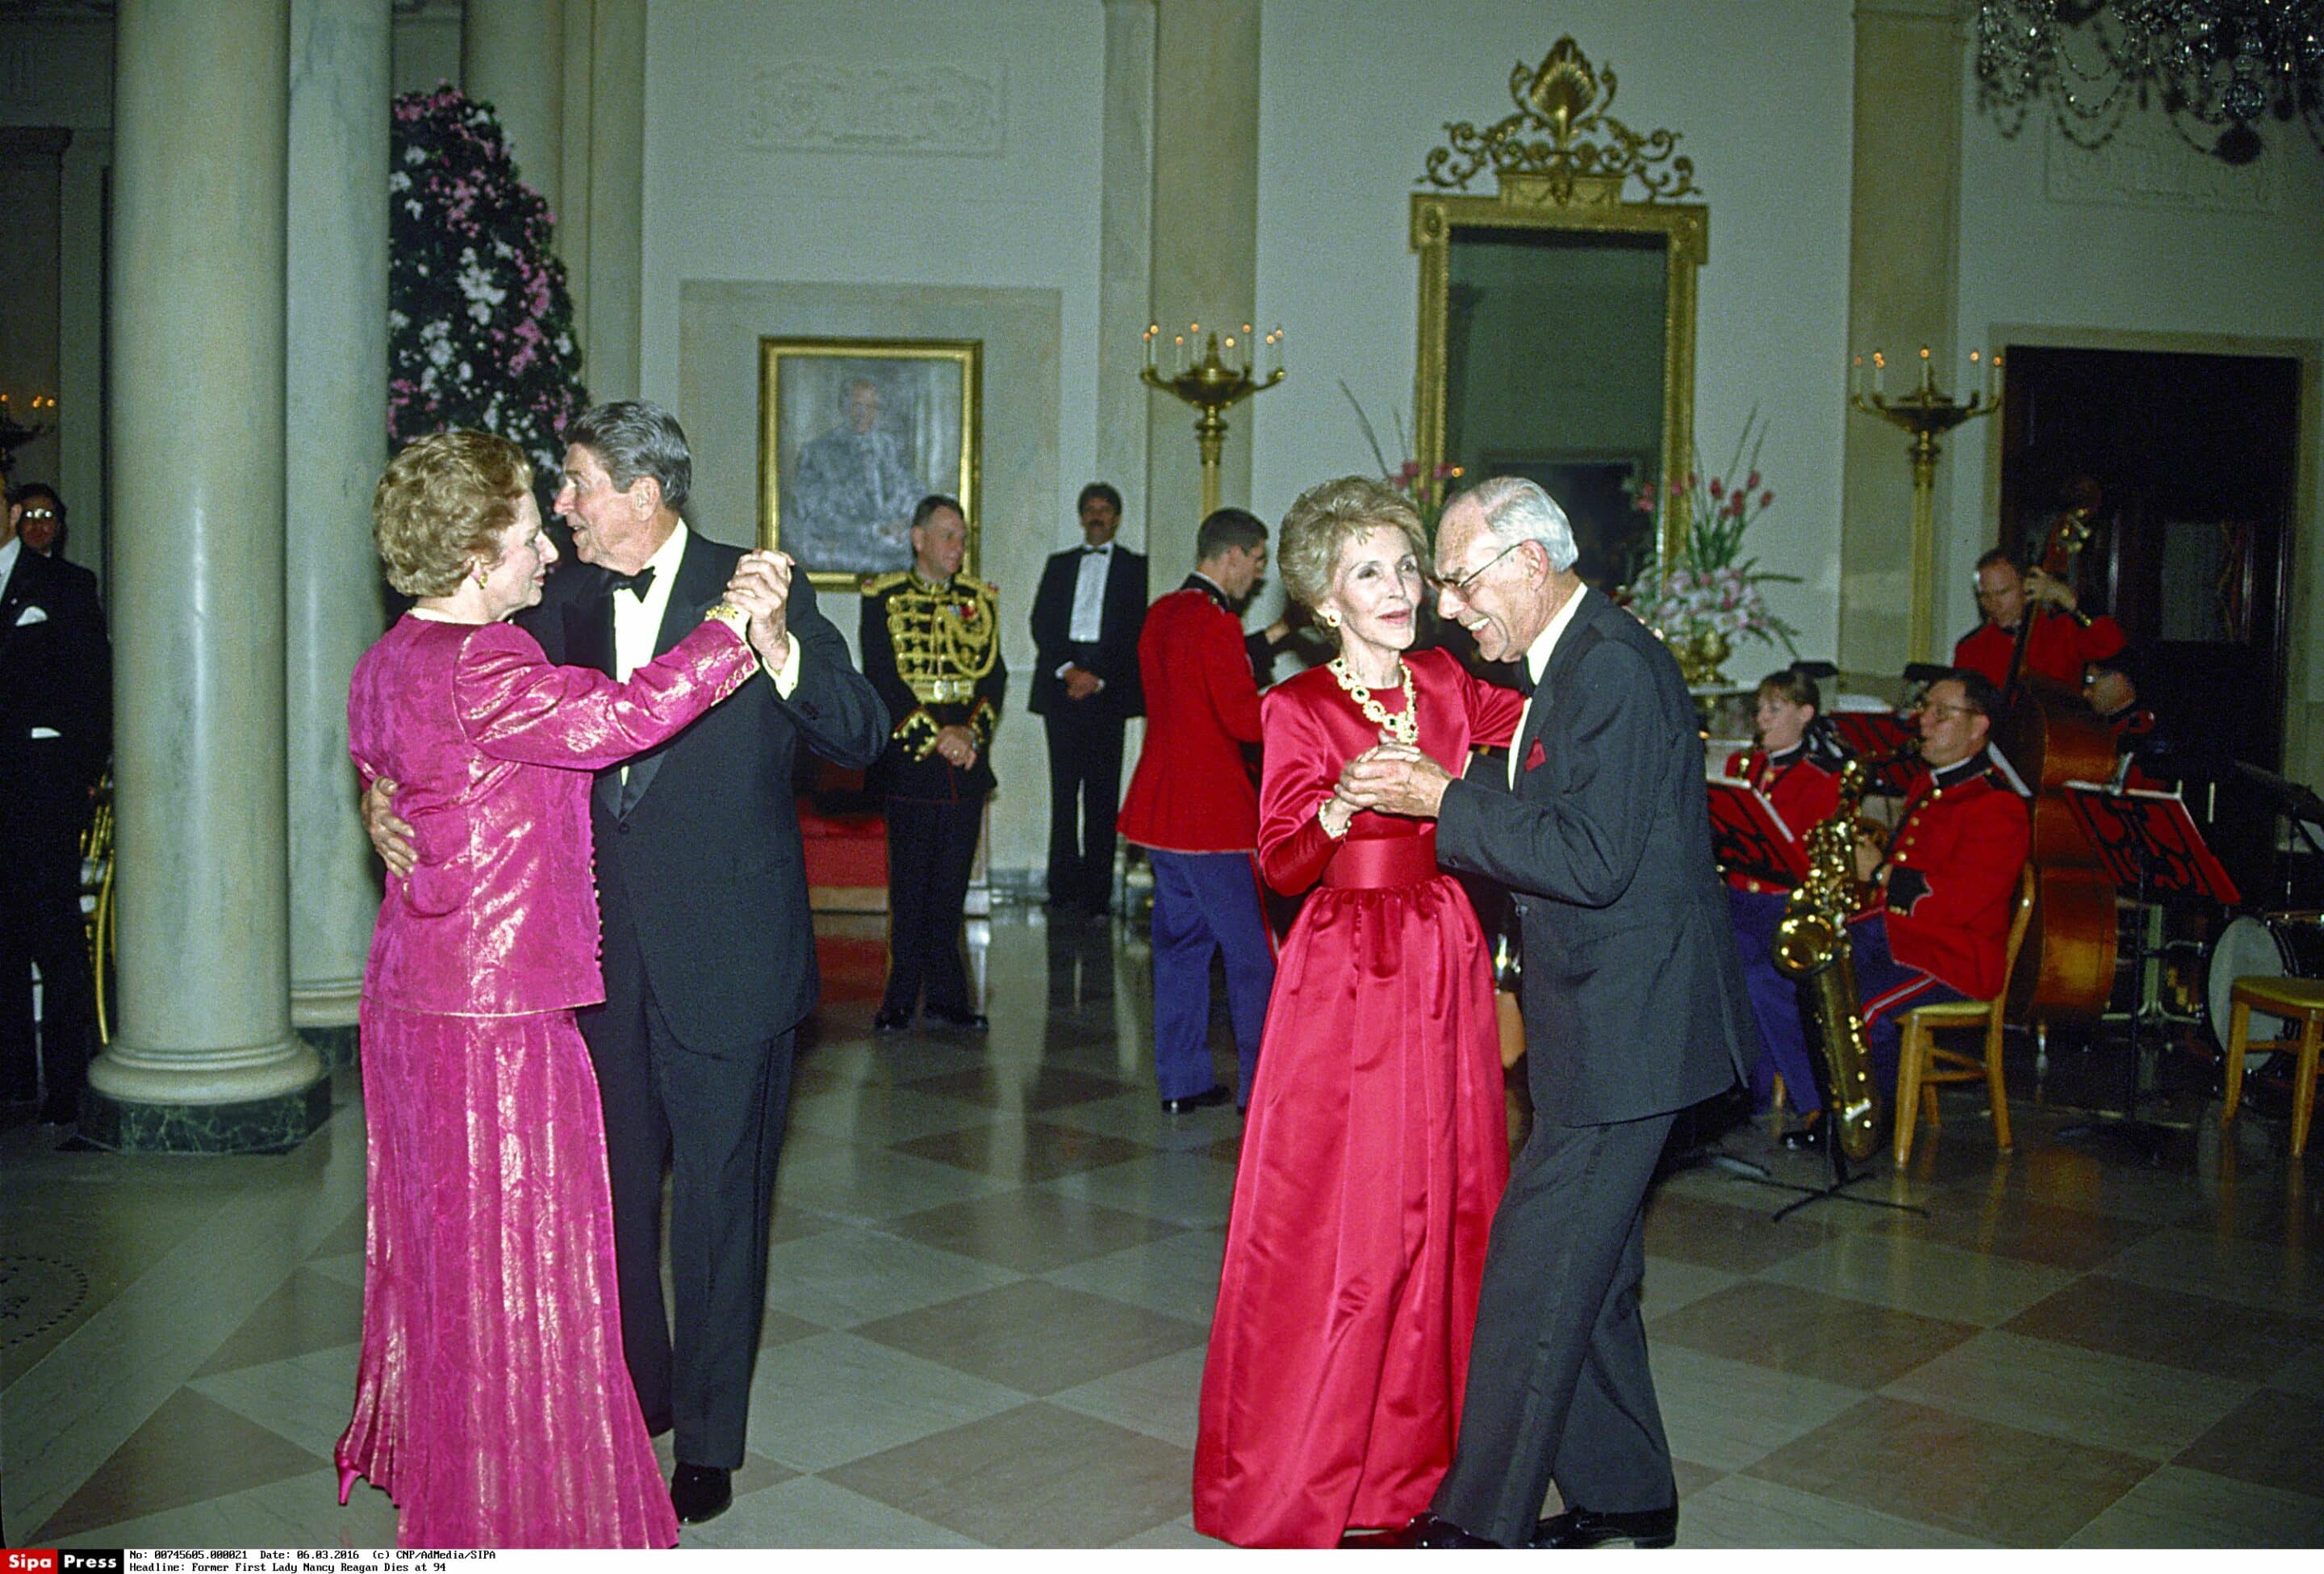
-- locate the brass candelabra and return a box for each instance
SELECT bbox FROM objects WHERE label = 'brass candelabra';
[0,391,56,482]
[1141,322,1284,521]
[1850,346,2001,663]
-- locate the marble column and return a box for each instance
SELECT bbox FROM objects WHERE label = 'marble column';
[1097,0,1156,555]
[577,0,646,400]
[286,0,391,1061]
[1146,0,1260,576]
[88,0,327,1153]
[1840,0,1966,673]
[461,0,566,219]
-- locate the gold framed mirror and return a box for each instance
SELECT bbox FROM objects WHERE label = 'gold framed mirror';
[1412,38,1706,586]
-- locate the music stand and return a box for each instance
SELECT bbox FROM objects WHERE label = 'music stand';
[1707,777,1805,889]
[2060,783,2241,1159]
[1826,712,1921,797]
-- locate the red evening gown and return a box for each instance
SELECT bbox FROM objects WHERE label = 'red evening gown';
[1193,645,1522,1547]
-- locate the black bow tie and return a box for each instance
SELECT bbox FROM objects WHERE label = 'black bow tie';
[1511,664,1537,697]
[1083,545,1110,555]
[607,565,656,600]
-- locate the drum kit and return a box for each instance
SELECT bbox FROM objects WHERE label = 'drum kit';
[2167,762,2324,1078]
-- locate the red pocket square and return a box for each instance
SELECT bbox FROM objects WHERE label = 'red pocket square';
[1524,738,1547,771]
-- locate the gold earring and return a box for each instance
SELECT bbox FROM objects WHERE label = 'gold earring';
[474,567,488,589]
[1323,609,1341,629]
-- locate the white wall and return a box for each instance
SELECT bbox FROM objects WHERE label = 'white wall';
[638,0,1109,876]
[638,0,1106,550]
[1253,0,1856,665]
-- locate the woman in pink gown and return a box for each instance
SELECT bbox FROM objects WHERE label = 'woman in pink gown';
[334,430,776,1548]
[1193,476,1522,1547]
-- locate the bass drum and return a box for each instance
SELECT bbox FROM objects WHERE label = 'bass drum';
[2205,912,2324,1065]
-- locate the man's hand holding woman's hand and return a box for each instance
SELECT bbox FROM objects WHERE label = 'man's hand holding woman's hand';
[362,777,417,877]
[1338,743,1454,820]
[725,550,794,669]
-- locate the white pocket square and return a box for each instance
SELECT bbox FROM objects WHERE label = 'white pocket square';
[14,604,46,626]
[29,726,60,739]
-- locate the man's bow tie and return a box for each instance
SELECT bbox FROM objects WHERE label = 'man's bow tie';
[1511,665,1537,698]
[607,565,656,600]
[1082,544,1110,555]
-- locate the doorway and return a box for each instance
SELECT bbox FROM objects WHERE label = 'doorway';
[1996,343,2301,899]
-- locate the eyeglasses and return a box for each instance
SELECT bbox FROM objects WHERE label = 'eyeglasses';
[1915,700,1977,719]
[18,507,57,521]
[1427,540,1522,598]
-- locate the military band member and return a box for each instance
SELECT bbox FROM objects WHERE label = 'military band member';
[1954,548,2125,692]
[1734,671,2028,1149]
[1723,668,1845,1129]
[862,495,1007,1032]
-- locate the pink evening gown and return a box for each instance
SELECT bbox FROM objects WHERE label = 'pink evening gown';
[336,610,755,1549]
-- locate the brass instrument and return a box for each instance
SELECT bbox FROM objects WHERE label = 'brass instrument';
[1770,743,1916,1162]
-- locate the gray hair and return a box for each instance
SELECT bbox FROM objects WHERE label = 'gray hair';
[565,400,692,515]
[1461,475,1578,573]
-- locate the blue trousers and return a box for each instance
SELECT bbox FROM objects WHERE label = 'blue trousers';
[1146,848,1273,1104]
[1733,898,1962,1117]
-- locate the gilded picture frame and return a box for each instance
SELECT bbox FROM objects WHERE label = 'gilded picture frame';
[759,336,983,588]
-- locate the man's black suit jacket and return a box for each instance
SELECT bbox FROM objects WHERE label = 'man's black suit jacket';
[1027,546,1147,718]
[520,531,888,1054]
[1436,588,1750,1126]
[0,548,111,802]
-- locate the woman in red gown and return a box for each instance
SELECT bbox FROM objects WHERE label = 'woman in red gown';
[1193,476,1521,1547]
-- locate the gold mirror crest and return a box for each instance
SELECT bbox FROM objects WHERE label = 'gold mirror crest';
[1421,36,1699,206]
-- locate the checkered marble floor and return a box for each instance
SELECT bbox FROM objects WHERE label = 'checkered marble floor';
[6,907,2322,1548]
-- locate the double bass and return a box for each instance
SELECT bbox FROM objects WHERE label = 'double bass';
[1993,503,2117,1020]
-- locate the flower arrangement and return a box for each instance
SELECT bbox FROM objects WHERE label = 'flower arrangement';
[387,87,588,487]
[1340,382,1463,534]
[1621,412,1799,684]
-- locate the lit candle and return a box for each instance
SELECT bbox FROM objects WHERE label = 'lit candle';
[1852,354,1863,399]
[1173,333,1187,375]
[1144,323,1157,371]
[1873,350,1886,396]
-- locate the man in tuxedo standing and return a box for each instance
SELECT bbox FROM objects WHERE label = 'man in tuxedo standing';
[1343,476,1750,1550]
[1,483,111,1126]
[1027,483,1146,915]
[367,401,888,1526]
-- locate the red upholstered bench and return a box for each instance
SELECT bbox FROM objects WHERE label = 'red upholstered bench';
[798,764,888,914]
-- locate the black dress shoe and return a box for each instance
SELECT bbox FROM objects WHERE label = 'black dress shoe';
[1778,1120,1824,1151]
[873,1008,912,1033]
[1395,1512,1502,1548]
[1160,1085,1231,1114]
[1530,1505,1678,1549]
[923,1004,989,1031]
[670,1463,733,1525]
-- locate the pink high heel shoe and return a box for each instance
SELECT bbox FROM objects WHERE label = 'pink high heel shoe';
[337,1462,358,1506]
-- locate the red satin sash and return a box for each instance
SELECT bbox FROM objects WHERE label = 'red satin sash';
[1320,831,1442,890]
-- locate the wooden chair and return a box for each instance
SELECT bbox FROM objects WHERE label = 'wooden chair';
[2223,976,2324,1158]
[1891,864,2036,1166]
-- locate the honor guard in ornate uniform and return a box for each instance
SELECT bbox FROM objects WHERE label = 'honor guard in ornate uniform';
[862,495,1007,1032]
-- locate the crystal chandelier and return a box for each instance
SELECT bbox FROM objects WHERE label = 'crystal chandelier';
[1975,2,2324,164]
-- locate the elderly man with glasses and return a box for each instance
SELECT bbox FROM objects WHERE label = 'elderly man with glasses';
[1338,475,1752,1551]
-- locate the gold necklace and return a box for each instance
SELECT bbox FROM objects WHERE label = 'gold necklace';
[1329,657,1418,745]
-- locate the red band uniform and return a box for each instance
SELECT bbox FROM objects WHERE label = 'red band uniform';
[1954,609,2125,692]
[1117,574,1274,1105]
[1724,742,1843,1111]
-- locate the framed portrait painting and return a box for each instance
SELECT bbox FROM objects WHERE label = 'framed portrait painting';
[759,336,982,587]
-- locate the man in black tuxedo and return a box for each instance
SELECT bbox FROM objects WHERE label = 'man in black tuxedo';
[1027,483,1145,914]
[1344,476,1750,1551]
[366,403,887,1526]
[1,483,111,1125]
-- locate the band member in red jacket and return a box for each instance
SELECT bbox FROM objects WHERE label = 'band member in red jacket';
[1117,508,1277,1111]
[1741,670,2028,1149]
[1954,548,2125,692]
[1723,668,1845,1127]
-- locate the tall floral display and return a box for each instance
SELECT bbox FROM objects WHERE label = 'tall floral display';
[387,89,587,483]
[1621,415,1799,687]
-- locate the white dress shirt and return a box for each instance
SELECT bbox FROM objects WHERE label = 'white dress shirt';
[1509,581,1588,789]
[610,521,798,785]
[0,534,19,601]
[1068,542,1114,643]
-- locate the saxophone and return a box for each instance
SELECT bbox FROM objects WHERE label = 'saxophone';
[1770,744,1915,1162]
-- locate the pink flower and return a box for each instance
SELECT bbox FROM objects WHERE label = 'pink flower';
[1745,471,1762,491]
[1398,459,1419,479]
[1707,477,1724,499]
[1633,493,1656,513]
[1760,489,1774,507]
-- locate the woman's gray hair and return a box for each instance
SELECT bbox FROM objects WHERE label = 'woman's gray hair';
[565,400,692,515]
[1462,475,1578,572]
